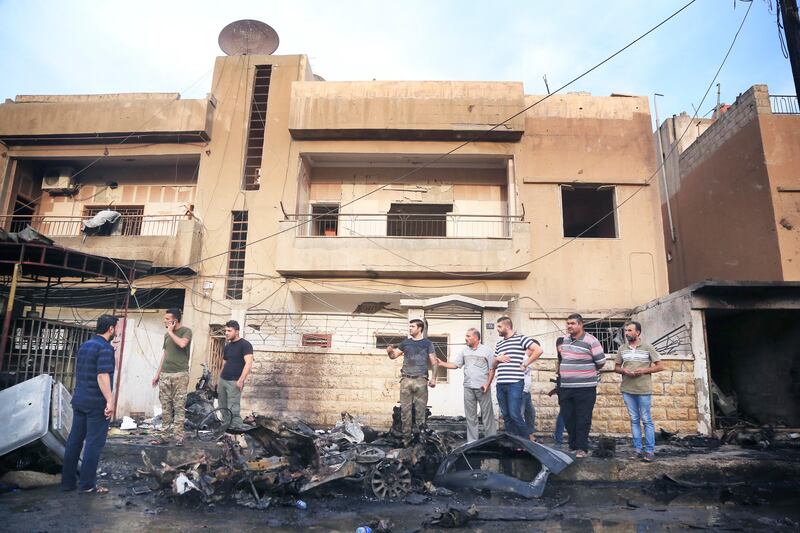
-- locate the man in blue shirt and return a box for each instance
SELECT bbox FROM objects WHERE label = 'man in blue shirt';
[61,314,118,493]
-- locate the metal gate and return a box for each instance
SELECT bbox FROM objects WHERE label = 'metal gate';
[0,317,94,392]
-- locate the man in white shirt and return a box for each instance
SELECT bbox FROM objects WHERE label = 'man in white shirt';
[438,328,497,442]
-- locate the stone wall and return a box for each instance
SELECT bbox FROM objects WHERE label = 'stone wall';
[528,359,697,435]
[244,348,699,434]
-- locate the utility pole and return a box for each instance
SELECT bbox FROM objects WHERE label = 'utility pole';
[780,0,800,97]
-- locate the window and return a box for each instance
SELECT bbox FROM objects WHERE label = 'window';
[302,333,332,348]
[376,334,405,349]
[561,185,617,238]
[429,335,449,383]
[84,205,144,236]
[311,204,339,236]
[583,319,626,354]
[242,65,272,191]
[225,211,248,300]
[387,203,452,237]
[376,334,448,382]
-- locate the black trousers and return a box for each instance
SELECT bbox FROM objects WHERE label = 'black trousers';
[558,387,597,452]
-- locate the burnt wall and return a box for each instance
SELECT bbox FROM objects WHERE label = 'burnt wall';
[707,310,800,426]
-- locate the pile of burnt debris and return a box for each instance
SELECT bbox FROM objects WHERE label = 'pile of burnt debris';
[139,407,573,509]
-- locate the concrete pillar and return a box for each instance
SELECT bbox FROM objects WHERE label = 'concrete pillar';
[690,309,712,435]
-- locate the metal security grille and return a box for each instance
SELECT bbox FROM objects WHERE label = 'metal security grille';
[84,205,145,236]
[242,65,272,190]
[584,319,626,354]
[0,317,94,392]
[208,325,226,386]
[225,211,248,300]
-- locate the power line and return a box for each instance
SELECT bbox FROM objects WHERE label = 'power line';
[325,0,753,279]
[155,0,700,278]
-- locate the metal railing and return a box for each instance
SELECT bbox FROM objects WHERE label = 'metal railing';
[769,95,800,115]
[0,214,184,237]
[0,317,94,392]
[289,213,521,239]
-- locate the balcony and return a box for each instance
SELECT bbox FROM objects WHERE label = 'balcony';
[1,214,202,269]
[0,93,213,146]
[289,81,525,142]
[275,213,531,279]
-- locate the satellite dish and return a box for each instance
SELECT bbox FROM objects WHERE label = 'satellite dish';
[218,19,279,56]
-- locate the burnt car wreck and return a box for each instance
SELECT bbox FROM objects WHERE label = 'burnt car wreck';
[140,411,572,506]
[434,433,574,499]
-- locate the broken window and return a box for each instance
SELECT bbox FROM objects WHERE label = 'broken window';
[310,204,339,236]
[225,211,248,300]
[583,319,626,354]
[84,205,144,236]
[387,203,452,237]
[561,185,617,238]
[301,333,332,348]
[242,65,272,191]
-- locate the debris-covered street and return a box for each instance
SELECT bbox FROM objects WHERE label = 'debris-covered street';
[3,409,800,532]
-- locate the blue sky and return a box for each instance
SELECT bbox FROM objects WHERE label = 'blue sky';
[0,0,794,122]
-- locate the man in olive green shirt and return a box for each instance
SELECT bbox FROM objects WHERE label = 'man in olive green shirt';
[614,320,663,462]
[151,308,192,445]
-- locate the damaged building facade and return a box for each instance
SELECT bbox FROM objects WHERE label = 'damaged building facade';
[650,84,800,434]
[1,50,705,434]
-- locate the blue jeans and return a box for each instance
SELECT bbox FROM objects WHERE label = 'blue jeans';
[521,392,536,434]
[623,392,655,453]
[553,413,565,444]
[496,380,529,438]
[61,405,110,491]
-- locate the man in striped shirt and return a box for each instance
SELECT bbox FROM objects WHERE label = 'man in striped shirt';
[614,320,663,462]
[492,316,543,440]
[560,313,606,457]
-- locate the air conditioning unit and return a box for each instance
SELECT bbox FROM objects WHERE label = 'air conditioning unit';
[41,167,77,196]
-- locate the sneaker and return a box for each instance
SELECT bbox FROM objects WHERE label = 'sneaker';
[642,452,654,462]
[575,450,588,458]
[634,449,643,459]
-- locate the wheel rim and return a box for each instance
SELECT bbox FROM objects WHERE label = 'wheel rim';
[369,459,411,500]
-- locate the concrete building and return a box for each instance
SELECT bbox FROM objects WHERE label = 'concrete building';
[655,84,800,292]
[1,49,679,433]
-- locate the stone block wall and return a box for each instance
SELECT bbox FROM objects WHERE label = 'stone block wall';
[244,349,699,434]
[527,359,697,435]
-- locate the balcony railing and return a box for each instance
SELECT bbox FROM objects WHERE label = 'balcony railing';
[288,213,521,239]
[0,214,185,237]
[769,94,799,115]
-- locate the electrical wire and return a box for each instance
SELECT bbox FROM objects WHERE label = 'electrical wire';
[154,0,701,278]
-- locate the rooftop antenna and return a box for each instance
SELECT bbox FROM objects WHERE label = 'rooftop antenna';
[543,74,551,95]
[218,19,280,56]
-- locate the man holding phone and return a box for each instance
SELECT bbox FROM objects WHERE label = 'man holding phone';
[151,308,192,445]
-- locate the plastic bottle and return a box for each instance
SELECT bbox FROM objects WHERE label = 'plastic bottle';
[355,527,373,533]
[294,499,307,510]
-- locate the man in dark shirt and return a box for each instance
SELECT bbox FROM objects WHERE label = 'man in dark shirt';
[386,319,439,445]
[61,314,118,493]
[219,320,254,430]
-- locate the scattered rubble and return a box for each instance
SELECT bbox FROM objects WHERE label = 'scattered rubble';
[140,411,459,506]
